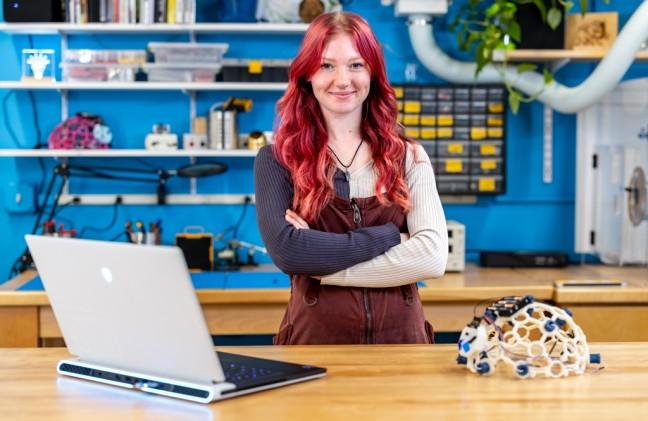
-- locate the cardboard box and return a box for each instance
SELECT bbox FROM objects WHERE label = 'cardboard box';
[565,12,618,50]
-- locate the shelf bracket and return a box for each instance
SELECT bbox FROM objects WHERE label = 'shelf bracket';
[59,193,255,206]
[550,58,571,73]
[543,105,553,184]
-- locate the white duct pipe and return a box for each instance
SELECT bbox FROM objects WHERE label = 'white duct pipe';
[407,1,648,113]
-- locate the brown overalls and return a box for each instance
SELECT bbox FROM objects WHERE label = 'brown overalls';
[274,194,435,345]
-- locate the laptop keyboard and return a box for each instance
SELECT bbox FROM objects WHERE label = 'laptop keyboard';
[223,362,275,383]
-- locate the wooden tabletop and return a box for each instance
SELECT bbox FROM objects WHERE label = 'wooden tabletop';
[0,343,647,420]
[1,264,646,306]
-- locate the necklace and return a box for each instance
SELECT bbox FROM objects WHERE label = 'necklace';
[327,139,364,182]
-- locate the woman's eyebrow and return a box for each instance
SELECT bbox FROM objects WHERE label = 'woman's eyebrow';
[321,56,364,62]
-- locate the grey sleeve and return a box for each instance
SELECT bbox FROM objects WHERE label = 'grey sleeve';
[253,145,401,275]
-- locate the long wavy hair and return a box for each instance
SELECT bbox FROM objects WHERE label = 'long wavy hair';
[273,11,418,224]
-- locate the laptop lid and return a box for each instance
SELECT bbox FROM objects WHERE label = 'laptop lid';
[25,235,225,385]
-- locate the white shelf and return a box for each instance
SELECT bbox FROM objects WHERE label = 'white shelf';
[0,22,309,35]
[0,81,288,91]
[0,149,259,158]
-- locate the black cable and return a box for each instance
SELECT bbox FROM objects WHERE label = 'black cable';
[78,200,120,238]
[109,231,128,242]
[232,197,251,239]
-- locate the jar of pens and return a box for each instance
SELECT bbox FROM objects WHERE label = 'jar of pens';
[124,219,162,245]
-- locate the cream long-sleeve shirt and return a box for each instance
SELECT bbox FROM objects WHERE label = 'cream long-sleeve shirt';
[320,143,448,287]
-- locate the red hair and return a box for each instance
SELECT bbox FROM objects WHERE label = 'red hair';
[273,11,418,224]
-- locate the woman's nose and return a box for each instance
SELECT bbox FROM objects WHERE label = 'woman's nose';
[334,67,350,87]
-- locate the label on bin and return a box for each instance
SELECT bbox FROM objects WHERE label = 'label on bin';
[248,60,263,74]
[479,178,496,191]
[404,101,421,113]
[394,87,404,98]
[448,143,464,154]
[437,115,454,126]
[420,115,436,126]
[403,114,420,126]
[487,128,503,138]
[405,128,420,138]
[488,102,504,113]
[446,160,463,173]
[480,160,497,170]
[437,128,454,138]
[480,144,496,155]
[487,116,503,126]
[470,127,487,140]
[421,128,436,139]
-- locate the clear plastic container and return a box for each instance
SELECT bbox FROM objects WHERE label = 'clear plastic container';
[143,63,222,82]
[148,42,229,64]
[63,49,146,65]
[61,63,139,82]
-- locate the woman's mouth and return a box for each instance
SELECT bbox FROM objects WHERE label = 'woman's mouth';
[330,91,355,99]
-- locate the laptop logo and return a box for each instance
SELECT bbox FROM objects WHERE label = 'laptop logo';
[100,267,113,283]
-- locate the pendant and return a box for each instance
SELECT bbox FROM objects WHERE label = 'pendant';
[345,170,350,182]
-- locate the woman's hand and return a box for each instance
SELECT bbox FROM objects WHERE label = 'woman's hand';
[285,209,310,229]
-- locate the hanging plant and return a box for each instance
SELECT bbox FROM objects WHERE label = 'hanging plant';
[449,0,610,113]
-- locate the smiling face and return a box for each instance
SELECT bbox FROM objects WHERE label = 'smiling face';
[310,33,371,119]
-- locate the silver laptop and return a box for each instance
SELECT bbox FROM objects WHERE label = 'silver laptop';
[25,235,325,403]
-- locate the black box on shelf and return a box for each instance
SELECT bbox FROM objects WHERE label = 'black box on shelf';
[480,251,569,267]
[219,59,291,83]
[3,0,64,22]
[516,1,565,49]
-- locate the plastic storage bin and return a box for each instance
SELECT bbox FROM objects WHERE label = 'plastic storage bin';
[61,63,139,82]
[148,42,229,64]
[63,49,146,65]
[143,63,222,82]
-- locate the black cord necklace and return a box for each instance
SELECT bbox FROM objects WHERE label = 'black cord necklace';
[327,139,364,182]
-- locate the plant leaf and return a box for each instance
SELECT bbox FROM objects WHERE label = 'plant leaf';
[485,3,500,17]
[508,21,521,43]
[509,92,521,114]
[516,63,538,74]
[533,0,548,21]
[580,0,588,15]
[543,68,554,84]
[547,7,562,30]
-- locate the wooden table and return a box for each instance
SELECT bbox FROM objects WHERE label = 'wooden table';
[0,343,647,420]
[1,264,646,347]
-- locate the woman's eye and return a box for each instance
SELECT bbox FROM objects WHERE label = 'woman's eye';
[350,63,365,70]
[320,63,333,70]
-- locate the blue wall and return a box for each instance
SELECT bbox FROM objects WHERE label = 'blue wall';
[1,0,646,280]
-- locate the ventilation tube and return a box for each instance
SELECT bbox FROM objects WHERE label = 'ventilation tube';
[407,1,648,113]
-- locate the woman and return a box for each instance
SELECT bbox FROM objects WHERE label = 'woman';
[254,12,448,344]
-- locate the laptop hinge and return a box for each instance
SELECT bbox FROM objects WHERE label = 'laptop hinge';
[57,359,236,403]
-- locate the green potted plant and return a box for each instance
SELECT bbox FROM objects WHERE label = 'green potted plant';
[449,0,610,112]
